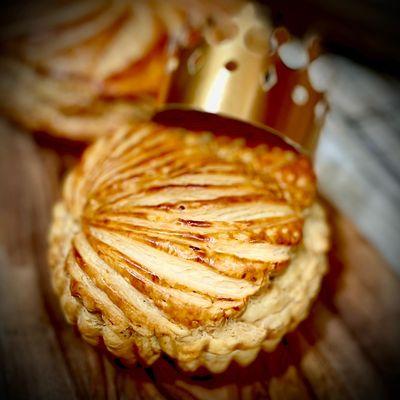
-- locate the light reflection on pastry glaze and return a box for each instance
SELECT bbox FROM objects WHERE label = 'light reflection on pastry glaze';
[49,123,328,372]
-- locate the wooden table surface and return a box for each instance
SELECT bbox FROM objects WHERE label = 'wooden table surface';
[1,119,400,400]
[314,55,400,271]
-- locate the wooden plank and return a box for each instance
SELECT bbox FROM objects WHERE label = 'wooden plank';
[0,121,78,400]
[315,55,400,270]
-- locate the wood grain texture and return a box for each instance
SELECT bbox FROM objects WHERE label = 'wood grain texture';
[0,119,399,400]
[315,55,400,271]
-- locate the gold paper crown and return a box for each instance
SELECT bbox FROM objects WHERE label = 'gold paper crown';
[157,2,328,154]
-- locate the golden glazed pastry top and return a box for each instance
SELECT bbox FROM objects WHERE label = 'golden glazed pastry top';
[49,122,328,372]
[55,123,316,328]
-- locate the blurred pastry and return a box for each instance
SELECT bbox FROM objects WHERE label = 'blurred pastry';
[48,122,329,373]
[0,0,240,140]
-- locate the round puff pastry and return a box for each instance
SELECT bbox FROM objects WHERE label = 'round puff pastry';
[0,0,239,140]
[48,123,329,373]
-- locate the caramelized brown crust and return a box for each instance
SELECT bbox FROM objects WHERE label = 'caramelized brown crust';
[48,123,329,372]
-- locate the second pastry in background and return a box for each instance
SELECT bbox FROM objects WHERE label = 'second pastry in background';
[0,0,242,140]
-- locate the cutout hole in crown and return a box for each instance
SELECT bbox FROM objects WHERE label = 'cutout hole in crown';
[187,48,205,75]
[225,60,238,72]
[261,65,277,91]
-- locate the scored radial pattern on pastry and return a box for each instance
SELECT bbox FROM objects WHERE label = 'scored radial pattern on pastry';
[49,123,329,372]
